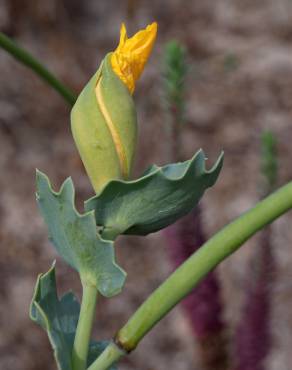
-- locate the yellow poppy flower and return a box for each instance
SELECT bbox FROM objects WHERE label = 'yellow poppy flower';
[71,22,157,193]
[111,22,158,94]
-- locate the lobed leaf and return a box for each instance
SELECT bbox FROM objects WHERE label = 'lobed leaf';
[36,171,126,297]
[30,264,117,370]
[85,150,224,237]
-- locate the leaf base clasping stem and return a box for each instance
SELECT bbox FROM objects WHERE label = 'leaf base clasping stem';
[87,341,125,370]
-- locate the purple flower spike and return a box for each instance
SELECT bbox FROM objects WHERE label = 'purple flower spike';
[234,226,274,370]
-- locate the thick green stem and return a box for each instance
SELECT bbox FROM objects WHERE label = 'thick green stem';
[117,181,292,350]
[0,32,77,106]
[72,283,98,370]
[88,181,292,370]
[87,341,125,370]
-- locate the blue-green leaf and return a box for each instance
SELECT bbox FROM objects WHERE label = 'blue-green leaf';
[85,150,223,237]
[30,264,117,370]
[30,263,78,370]
[36,171,126,297]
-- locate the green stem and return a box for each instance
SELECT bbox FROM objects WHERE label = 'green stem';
[72,282,98,370]
[0,32,77,106]
[87,341,125,370]
[89,181,292,370]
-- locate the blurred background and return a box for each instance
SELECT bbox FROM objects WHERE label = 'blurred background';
[1,1,292,369]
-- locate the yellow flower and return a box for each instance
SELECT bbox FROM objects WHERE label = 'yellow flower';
[71,22,157,193]
[111,22,158,94]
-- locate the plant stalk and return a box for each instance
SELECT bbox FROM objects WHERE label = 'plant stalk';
[72,282,98,370]
[88,180,292,370]
[0,32,77,106]
[117,182,292,351]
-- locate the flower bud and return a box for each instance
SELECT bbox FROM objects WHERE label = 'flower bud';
[71,23,157,193]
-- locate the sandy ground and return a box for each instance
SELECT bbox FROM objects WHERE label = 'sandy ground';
[1,1,292,369]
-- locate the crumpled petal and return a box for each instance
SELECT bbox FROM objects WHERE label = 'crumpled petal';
[111,22,157,93]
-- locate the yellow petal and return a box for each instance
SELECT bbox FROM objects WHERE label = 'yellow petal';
[111,22,158,94]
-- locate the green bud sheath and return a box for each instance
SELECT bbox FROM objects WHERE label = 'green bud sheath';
[71,53,137,193]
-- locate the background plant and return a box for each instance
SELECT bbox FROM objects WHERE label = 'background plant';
[234,131,278,370]
[160,41,283,370]
[162,40,228,370]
